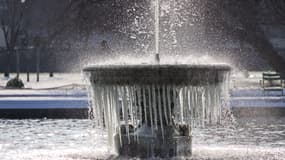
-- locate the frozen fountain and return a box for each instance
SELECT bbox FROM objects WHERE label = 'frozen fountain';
[84,64,230,158]
[84,0,231,158]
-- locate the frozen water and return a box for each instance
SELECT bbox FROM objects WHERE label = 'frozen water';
[84,64,231,157]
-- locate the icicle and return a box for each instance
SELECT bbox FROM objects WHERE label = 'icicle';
[142,86,148,126]
[93,86,101,126]
[192,86,196,126]
[137,86,143,127]
[131,86,137,126]
[136,85,143,144]
[97,86,104,127]
[101,86,112,147]
[213,85,217,123]
[94,86,100,126]
[186,86,191,126]
[216,84,222,123]
[182,87,187,124]
[152,84,158,130]
[132,85,139,143]
[147,85,154,136]
[206,85,211,124]
[129,86,135,127]
[157,85,165,141]
[107,86,114,147]
[201,87,206,127]
[166,85,172,125]
[113,86,122,147]
[162,84,169,125]
[197,87,204,126]
[86,80,94,119]
[179,87,184,123]
[193,87,198,126]
[172,85,178,124]
[122,86,130,144]
[110,86,118,139]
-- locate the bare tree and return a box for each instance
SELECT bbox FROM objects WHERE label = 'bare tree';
[0,0,30,77]
[201,0,285,76]
[226,0,285,76]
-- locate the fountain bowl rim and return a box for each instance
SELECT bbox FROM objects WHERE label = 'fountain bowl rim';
[83,64,231,72]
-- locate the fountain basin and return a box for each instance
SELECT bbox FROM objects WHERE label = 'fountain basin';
[83,64,231,85]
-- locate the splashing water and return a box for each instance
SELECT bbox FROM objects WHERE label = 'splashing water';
[86,54,230,67]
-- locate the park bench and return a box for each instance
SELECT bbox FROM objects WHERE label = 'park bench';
[260,72,284,96]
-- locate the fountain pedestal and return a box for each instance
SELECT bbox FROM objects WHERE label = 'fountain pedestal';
[115,125,192,158]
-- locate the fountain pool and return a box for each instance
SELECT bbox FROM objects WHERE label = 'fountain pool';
[1,118,285,160]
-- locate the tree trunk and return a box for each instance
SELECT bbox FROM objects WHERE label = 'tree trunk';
[36,48,40,82]
[4,50,12,78]
[26,50,30,82]
[49,49,54,78]
[26,65,29,82]
[16,49,20,79]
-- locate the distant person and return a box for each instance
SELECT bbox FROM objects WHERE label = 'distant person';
[99,40,112,55]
